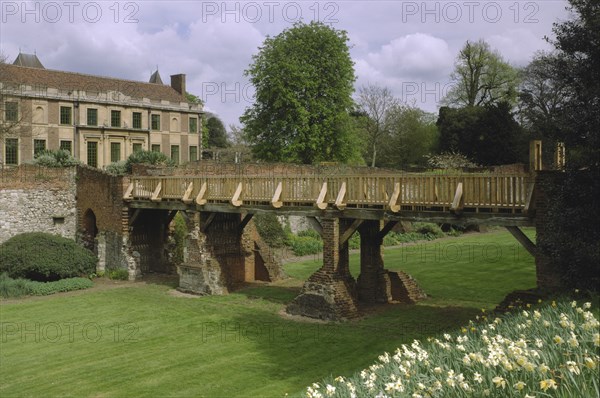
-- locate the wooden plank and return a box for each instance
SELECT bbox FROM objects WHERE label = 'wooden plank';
[524,182,535,214]
[231,182,243,207]
[505,226,536,257]
[182,182,194,204]
[334,181,347,210]
[450,182,463,213]
[195,182,207,206]
[340,219,363,244]
[271,181,283,208]
[129,209,141,226]
[238,213,253,233]
[377,221,398,240]
[123,182,134,201]
[151,182,162,202]
[201,212,216,233]
[388,182,400,213]
[306,216,323,237]
[315,181,327,210]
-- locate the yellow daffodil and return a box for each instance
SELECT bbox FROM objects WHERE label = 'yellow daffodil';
[540,378,557,391]
[513,381,526,390]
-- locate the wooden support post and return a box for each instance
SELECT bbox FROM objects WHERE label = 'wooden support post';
[166,210,178,226]
[151,182,162,202]
[524,182,535,215]
[129,209,141,226]
[505,226,536,257]
[388,182,401,213]
[554,142,566,170]
[231,182,243,207]
[450,182,464,213]
[238,213,253,233]
[271,181,283,208]
[200,212,216,233]
[315,181,328,210]
[123,182,134,201]
[195,182,207,206]
[335,182,347,210]
[377,221,398,241]
[529,140,543,171]
[307,216,323,237]
[182,182,194,204]
[340,219,363,245]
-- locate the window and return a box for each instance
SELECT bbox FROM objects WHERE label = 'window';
[111,110,121,128]
[34,139,46,156]
[151,144,161,152]
[87,142,98,167]
[4,138,18,165]
[132,112,142,129]
[132,143,143,153]
[4,102,18,122]
[60,140,72,154]
[189,117,198,133]
[87,108,97,126]
[60,106,72,125]
[151,114,161,130]
[110,142,121,162]
[170,145,180,164]
[189,146,198,162]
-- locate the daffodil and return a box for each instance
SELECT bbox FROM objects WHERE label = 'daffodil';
[492,376,506,388]
[513,381,526,390]
[540,378,557,391]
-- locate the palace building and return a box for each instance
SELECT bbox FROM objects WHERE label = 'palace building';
[1,53,203,168]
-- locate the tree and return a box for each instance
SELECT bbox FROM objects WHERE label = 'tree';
[240,21,359,164]
[443,40,519,107]
[206,116,229,148]
[436,102,526,166]
[355,84,398,167]
[377,105,438,168]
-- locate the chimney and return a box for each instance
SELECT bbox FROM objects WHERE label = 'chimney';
[170,74,186,95]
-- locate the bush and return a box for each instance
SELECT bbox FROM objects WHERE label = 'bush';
[105,160,127,176]
[254,213,288,248]
[108,269,129,280]
[297,229,321,239]
[0,273,93,298]
[289,235,323,256]
[125,150,174,173]
[413,222,445,240]
[0,233,97,281]
[33,149,79,167]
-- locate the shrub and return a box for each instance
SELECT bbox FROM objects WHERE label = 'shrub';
[105,160,127,176]
[0,273,93,298]
[254,213,288,248]
[108,269,129,280]
[414,222,445,240]
[171,212,188,265]
[289,235,323,256]
[125,150,174,173]
[33,149,79,167]
[348,233,360,250]
[0,233,97,281]
[425,150,479,169]
[297,229,321,239]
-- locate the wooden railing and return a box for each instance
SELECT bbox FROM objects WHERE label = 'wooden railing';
[124,173,534,214]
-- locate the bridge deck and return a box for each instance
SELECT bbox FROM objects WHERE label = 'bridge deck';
[124,173,535,226]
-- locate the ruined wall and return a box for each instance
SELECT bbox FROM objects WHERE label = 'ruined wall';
[0,165,77,243]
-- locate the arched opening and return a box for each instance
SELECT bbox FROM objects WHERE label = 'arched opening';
[33,106,45,124]
[82,209,98,252]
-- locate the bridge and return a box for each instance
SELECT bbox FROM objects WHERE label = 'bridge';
[121,167,538,320]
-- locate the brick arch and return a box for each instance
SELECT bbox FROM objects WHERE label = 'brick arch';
[81,208,98,251]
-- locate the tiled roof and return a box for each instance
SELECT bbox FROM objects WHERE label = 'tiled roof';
[1,63,188,103]
[149,70,164,84]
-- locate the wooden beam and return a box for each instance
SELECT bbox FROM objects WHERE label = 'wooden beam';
[129,209,141,226]
[123,182,134,201]
[238,213,254,233]
[388,182,401,213]
[524,182,535,215]
[377,221,398,240]
[450,182,464,213]
[201,212,216,233]
[340,219,363,244]
[271,181,283,208]
[306,216,323,237]
[334,182,347,210]
[151,182,162,202]
[195,182,207,206]
[166,210,178,225]
[182,182,194,204]
[231,182,243,207]
[315,182,327,210]
[505,226,536,257]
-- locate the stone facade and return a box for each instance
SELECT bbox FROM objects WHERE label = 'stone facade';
[0,165,77,243]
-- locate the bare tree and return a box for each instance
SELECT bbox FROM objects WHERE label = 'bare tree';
[356,83,399,167]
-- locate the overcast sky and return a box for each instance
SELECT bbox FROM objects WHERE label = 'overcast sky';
[1,1,571,129]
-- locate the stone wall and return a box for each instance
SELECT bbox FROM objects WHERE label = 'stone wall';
[0,165,77,244]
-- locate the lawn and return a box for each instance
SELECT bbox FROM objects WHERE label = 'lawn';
[0,229,536,397]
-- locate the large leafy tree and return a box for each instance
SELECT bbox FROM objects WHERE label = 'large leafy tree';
[206,116,229,148]
[443,40,519,107]
[240,21,358,164]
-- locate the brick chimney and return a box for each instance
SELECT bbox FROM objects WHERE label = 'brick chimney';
[170,74,186,95]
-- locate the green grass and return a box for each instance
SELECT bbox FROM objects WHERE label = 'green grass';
[0,229,536,397]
